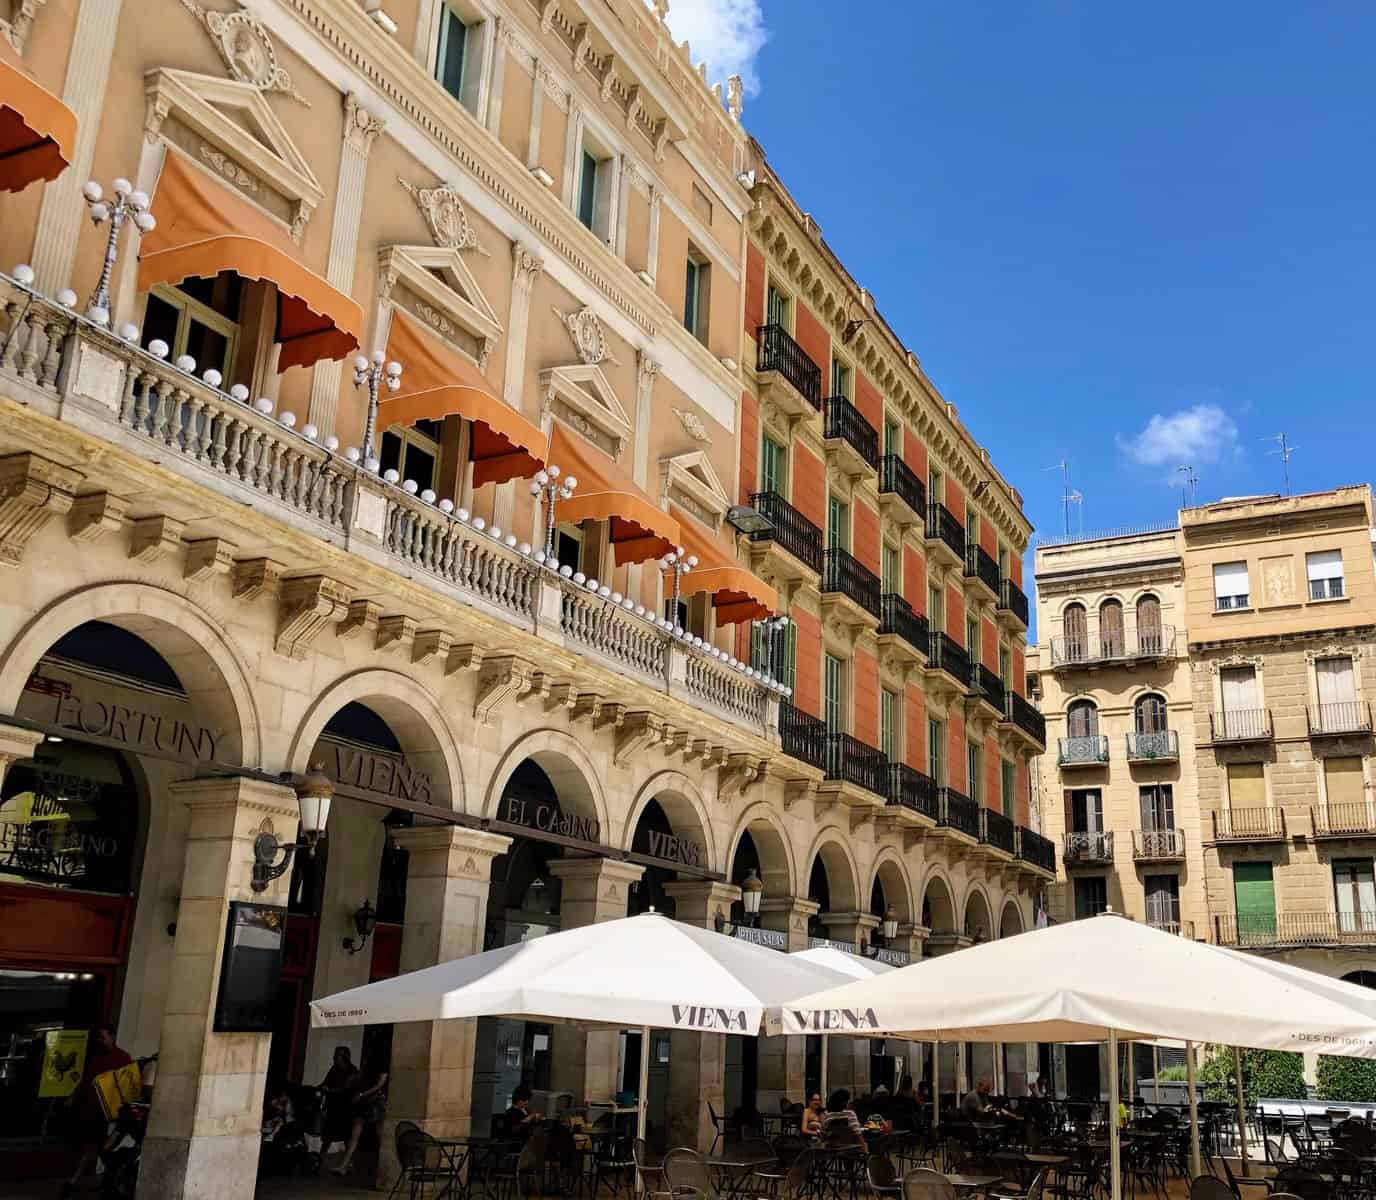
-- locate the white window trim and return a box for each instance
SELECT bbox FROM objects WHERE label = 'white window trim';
[419,0,496,121]
[566,113,622,245]
[764,275,793,334]
[1213,560,1251,611]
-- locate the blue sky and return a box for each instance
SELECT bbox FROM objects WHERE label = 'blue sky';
[667,1,1376,546]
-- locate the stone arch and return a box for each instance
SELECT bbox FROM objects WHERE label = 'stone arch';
[0,581,260,766]
[286,668,464,812]
[963,884,994,941]
[484,727,609,836]
[999,897,1026,938]
[804,828,861,914]
[870,848,915,925]
[920,869,957,934]
[725,801,794,899]
[624,769,716,872]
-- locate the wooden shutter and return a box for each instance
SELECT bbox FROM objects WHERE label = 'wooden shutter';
[1100,600,1124,656]
[1325,757,1365,808]
[1227,762,1266,808]
[1063,789,1075,836]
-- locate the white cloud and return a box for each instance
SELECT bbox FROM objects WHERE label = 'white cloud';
[1118,403,1240,471]
[660,0,768,96]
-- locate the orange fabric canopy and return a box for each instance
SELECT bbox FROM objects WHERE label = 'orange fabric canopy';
[138,150,362,371]
[378,313,547,487]
[550,425,680,565]
[671,504,778,624]
[0,42,76,193]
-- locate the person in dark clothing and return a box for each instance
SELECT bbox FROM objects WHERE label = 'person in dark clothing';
[66,1024,133,1194]
[319,1045,361,1160]
[503,1084,542,1141]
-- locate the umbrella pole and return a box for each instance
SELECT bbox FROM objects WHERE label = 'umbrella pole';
[820,1036,829,1100]
[1187,1040,1201,1180]
[1109,1030,1122,1200]
[637,1026,650,1197]
[1233,1045,1249,1177]
[1153,1044,1160,1105]
[933,1040,940,1131]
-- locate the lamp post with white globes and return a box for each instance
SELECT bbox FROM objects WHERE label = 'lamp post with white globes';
[529,466,577,560]
[659,547,697,631]
[757,613,790,682]
[354,350,403,463]
[82,177,156,325]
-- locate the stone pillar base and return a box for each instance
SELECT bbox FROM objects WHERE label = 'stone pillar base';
[139,1133,260,1200]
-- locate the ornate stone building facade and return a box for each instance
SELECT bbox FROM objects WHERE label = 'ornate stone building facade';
[0,2,1048,1194]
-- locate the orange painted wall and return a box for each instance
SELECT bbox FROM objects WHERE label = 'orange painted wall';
[944,480,965,526]
[946,583,965,641]
[792,607,822,717]
[903,545,926,615]
[981,617,998,672]
[792,444,826,530]
[1016,758,1030,825]
[1013,646,1026,695]
[904,428,928,482]
[1010,551,1024,588]
[855,371,883,432]
[739,388,758,502]
[904,682,927,768]
[794,301,830,384]
[853,648,879,744]
[980,515,997,556]
[744,242,766,340]
[853,499,880,575]
[984,736,1001,811]
[948,711,968,790]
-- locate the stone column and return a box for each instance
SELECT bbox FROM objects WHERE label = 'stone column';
[137,774,300,1200]
[663,880,741,1151]
[819,913,880,1095]
[383,823,512,1180]
[495,243,543,535]
[547,858,645,1102]
[0,725,43,787]
[308,94,385,435]
[756,897,816,1108]
[646,187,662,284]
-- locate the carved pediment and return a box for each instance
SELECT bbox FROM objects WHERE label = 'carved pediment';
[144,68,323,240]
[399,178,486,254]
[178,1,309,105]
[540,363,632,460]
[660,449,729,529]
[378,244,504,373]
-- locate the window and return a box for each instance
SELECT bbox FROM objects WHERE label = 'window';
[880,688,901,760]
[928,583,944,630]
[1218,665,1259,737]
[1134,693,1168,734]
[141,274,243,381]
[1139,784,1174,831]
[435,4,483,114]
[997,544,1009,579]
[967,742,982,803]
[766,283,791,330]
[823,654,846,733]
[966,511,980,552]
[554,523,584,574]
[1074,876,1107,920]
[1137,593,1163,654]
[1232,862,1275,939]
[1066,788,1103,834]
[1226,761,1266,810]
[1307,550,1345,600]
[1067,699,1098,738]
[827,495,849,551]
[882,543,901,595]
[1099,599,1124,657]
[1061,603,1087,661]
[1316,656,1358,730]
[998,644,1012,687]
[576,139,616,240]
[683,253,708,341]
[830,358,851,399]
[759,436,786,496]
[1213,561,1250,610]
[379,418,443,494]
[1324,757,1365,810]
[884,417,902,458]
[1144,876,1181,930]
[1334,860,1376,933]
[577,150,600,230]
[928,467,944,505]
[928,718,944,783]
[751,618,796,693]
[966,617,980,660]
[1001,759,1015,818]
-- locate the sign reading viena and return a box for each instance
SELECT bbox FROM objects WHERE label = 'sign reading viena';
[787,1008,881,1033]
[671,1005,750,1032]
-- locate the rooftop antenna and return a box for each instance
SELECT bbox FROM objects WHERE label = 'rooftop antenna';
[1045,460,1073,536]
[1264,433,1298,496]
[1069,489,1084,537]
[1175,465,1198,507]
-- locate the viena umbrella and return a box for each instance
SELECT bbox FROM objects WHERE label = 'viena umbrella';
[789,946,895,1098]
[311,911,851,1150]
[773,912,1376,1200]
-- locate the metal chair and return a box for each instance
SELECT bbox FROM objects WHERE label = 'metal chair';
[901,1166,956,1200]
[1189,1175,1236,1200]
[388,1124,449,1200]
[991,1168,1048,1200]
[666,1147,720,1200]
[867,1152,901,1198]
[1271,1166,1331,1200]
[634,1138,670,1200]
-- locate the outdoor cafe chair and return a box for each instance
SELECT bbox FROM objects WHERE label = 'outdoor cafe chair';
[388,1124,449,1200]
[1271,1166,1331,1200]
[867,1151,901,1198]
[1189,1175,1235,1200]
[593,1129,639,1198]
[990,1167,1048,1200]
[900,1166,955,1200]
[1219,1154,1270,1200]
[709,1102,744,1155]
[635,1138,671,1200]
[666,1148,717,1200]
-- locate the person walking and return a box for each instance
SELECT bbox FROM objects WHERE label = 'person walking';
[64,1024,132,1196]
[332,1054,389,1177]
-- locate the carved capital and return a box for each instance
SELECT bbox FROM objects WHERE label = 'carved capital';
[232,557,284,601]
[614,711,663,766]
[336,598,381,641]
[184,536,236,582]
[343,92,385,152]
[376,614,417,655]
[67,491,127,543]
[512,241,545,286]
[276,576,350,660]
[0,453,80,566]
[412,628,452,666]
[474,656,536,724]
[128,515,185,564]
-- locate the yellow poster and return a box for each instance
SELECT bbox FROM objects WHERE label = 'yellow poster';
[38,1029,88,1098]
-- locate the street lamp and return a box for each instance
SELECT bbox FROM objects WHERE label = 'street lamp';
[740,867,764,928]
[342,899,379,955]
[866,904,900,958]
[529,465,578,560]
[758,613,790,682]
[251,762,333,893]
[354,350,403,464]
[82,176,156,325]
[659,546,697,629]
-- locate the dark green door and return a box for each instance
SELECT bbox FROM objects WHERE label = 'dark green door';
[1233,862,1276,944]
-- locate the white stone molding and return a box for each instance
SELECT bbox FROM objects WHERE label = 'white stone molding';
[0,0,45,54]
[673,407,711,445]
[178,0,310,106]
[502,241,544,409]
[659,449,729,530]
[399,177,486,254]
[540,363,632,460]
[378,243,504,372]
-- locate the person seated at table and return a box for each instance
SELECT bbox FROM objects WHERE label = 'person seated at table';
[890,1076,920,1130]
[961,1079,1017,1122]
[801,1092,825,1137]
[823,1089,866,1144]
[1027,1075,1047,1099]
[502,1084,542,1141]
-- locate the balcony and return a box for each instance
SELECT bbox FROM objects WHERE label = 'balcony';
[964,543,1001,601]
[755,322,821,416]
[925,501,966,568]
[936,786,980,840]
[1058,734,1109,768]
[886,762,939,823]
[1148,919,1196,939]
[1002,692,1047,750]
[823,732,888,800]
[822,395,880,477]
[979,807,1017,857]
[926,631,971,699]
[1210,807,1285,842]
[998,577,1030,630]
[1048,623,1177,670]
[1132,828,1186,861]
[878,454,926,528]
[746,490,823,580]
[877,594,928,665]
[821,547,881,632]
[1209,708,1273,744]
[1214,911,1376,949]
[1125,730,1180,763]
[1308,702,1373,738]
[969,663,1006,718]
[1312,803,1376,838]
[1064,831,1114,866]
[780,703,827,772]
[1017,827,1057,875]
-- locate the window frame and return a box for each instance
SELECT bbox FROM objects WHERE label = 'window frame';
[823,653,847,734]
[829,355,852,401]
[765,280,792,332]
[1213,560,1251,611]
[1306,549,1345,601]
[880,687,901,760]
[1001,759,1015,818]
[883,414,902,458]
[882,541,901,595]
[379,420,443,493]
[143,281,242,377]
[431,0,488,117]
[927,717,944,783]
[575,128,618,242]
[759,434,787,497]
[967,741,982,804]
[827,493,850,552]
[683,250,709,342]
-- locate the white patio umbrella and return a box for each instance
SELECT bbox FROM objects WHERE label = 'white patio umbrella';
[311,911,851,1148]
[789,947,896,1099]
[773,912,1376,1200]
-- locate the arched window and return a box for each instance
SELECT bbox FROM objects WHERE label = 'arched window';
[1062,603,1087,662]
[1099,599,1124,658]
[1067,699,1099,738]
[1136,593,1163,655]
[1135,693,1168,734]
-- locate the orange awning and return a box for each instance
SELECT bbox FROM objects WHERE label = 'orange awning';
[138,150,362,371]
[550,425,680,565]
[0,43,76,193]
[379,313,547,487]
[671,504,778,624]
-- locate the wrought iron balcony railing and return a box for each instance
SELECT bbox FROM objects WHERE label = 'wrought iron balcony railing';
[1308,702,1373,737]
[822,395,880,470]
[964,543,1001,596]
[1312,803,1376,838]
[878,594,928,656]
[999,577,1030,627]
[1125,730,1179,762]
[748,491,823,575]
[926,501,966,561]
[971,663,1006,714]
[1132,828,1185,859]
[1058,734,1109,766]
[927,631,971,686]
[824,732,888,798]
[937,786,980,838]
[1004,692,1047,746]
[887,763,938,821]
[980,807,1016,855]
[780,702,827,772]
[1209,708,1273,743]
[822,548,881,619]
[755,322,821,408]
[1148,919,1196,939]
[879,454,925,516]
[1048,622,1177,667]
[1214,911,1376,949]
[1064,831,1114,864]
[1017,827,1056,873]
[1211,806,1285,840]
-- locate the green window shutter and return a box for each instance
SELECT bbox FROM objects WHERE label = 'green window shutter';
[1233,862,1276,939]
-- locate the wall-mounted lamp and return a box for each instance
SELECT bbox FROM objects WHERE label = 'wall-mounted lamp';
[866,904,899,957]
[740,867,764,928]
[343,899,378,955]
[252,763,333,893]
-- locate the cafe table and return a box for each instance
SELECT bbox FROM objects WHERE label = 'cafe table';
[945,1172,1004,1194]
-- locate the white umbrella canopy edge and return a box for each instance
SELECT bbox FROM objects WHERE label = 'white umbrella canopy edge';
[789,945,898,978]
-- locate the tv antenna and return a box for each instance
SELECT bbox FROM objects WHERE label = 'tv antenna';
[1045,460,1075,537]
[1264,433,1298,496]
[1175,465,1198,506]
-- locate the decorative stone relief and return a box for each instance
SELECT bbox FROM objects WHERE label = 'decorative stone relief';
[179,1,310,106]
[199,144,258,191]
[1209,653,1264,675]
[674,408,711,444]
[399,178,484,253]
[556,305,618,366]
[343,93,385,153]
[0,0,45,54]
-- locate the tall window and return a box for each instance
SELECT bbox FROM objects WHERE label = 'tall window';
[1139,784,1174,831]
[966,511,980,553]
[880,688,901,759]
[967,617,980,659]
[1307,550,1345,600]
[999,644,1012,687]
[1324,757,1365,812]
[683,253,708,341]
[577,150,601,231]
[823,654,845,733]
[1226,762,1266,812]
[1145,876,1181,930]
[1316,656,1358,729]
[1062,603,1087,661]
[882,542,901,595]
[1134,693,1168,734]
[997,544,1009,579]
[1213,561,1250,610]
[1334,860,1376,933]
[1001,760,1015,818]
[827,495,849,551]
[1218,665,1260,739]
[1067,699,1099,738]
[884,417,901,458]
[928,466,944,506]
[751,619,796,694]
[1066,788,1104,834]
[967,742,982,803]
[928,718,944,783]
[1099,599,1124,657]
[830,358,851,399]
[576,140,616,239]
[1074,876,1107,920]
[435,4,482,114]
[142,275,243,380]
[380,419,443,494]
[1136,593,1163,654]
[928,583,944,630]
[766,283,790,329]
[1233,862,1275,939]
[759,436,786,496]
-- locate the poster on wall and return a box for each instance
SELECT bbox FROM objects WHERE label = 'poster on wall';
[38,1028,89,1098]
[213,902,286,1033]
